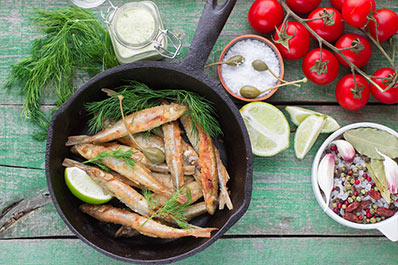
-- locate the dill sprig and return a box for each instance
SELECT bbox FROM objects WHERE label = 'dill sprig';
[83,149,135,172]
[139,187,193,230]
[85,81,223,138]
[5,7,119,140]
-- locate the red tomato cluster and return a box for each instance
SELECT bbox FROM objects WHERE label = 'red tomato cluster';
[247,0,398,110]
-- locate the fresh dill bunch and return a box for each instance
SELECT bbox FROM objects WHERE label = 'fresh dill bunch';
[86,81,223,138]
[83,149,135,172]
[5,7,119,140]
[139,187,193,230]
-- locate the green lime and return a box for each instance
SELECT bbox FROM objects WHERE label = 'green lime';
[240,102,290,157]
[65,167,112,204]
[294,114,326,159]
[285,106,340,133]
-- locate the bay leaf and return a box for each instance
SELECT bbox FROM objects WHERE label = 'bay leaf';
[343,128,398,159]
[366,159,391,203]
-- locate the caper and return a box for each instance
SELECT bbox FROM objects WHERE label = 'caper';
[240,85,261,99]
[226,55,245,66]
[142,147,165,163]
[252,60,269,71]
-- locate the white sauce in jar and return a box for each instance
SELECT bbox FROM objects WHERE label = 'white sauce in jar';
[115,5,156,45]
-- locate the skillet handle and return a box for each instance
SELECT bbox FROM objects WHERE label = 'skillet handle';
[181,0,237,71]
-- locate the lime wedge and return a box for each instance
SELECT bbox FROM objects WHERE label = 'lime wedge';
[294,114,326,159]
[285,106,340,133]
[240,102,290,157]
[65,167,112,204]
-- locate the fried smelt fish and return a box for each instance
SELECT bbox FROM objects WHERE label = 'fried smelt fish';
[162,121,184,189]
[114,201,207,238]
[119,133,165,153]
[80,204,217,238]
[153,181,203,206]
[180,114,199,152]
[71,144,179,201]
[62,159,150,216]
[214,148,233,210]
[66,103,187,146]
[197,124,219,215]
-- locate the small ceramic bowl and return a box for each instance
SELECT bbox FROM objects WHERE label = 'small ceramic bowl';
[312,122,398,241]
[217,34,284,102]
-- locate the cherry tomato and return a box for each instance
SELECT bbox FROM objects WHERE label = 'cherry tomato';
[370,68,398,104]
[286,0,321,14]
[330,0,344,11]
[248,0,284,34]
[273,21,310,60]
[334,33,372,68]
[336,74,370,110]
[366,9,398,42]
[307,7,344,42]
[302,48,340,85]
[342,0,376,28]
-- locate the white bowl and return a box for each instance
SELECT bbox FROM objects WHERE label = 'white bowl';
[312,122,398,241]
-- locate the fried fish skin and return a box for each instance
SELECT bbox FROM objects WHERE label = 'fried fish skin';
[62,159,150,216]
[197,123,219,215]
[71,144,177,200]
[80,204,217,238]
[66,103,187,146]
[162,121,184,189]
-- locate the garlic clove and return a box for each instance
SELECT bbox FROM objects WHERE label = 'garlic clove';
[318,153,335,212]
[376,150,398,194]
[331,140,356,163]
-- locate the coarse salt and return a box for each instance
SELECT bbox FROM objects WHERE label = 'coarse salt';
[221,39,281,98]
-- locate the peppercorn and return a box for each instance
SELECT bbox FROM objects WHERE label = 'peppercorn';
[354,179,360,185]
[347,170,353,175]
[376,217,381,222]
[342,204,347,210]
[334,169,339,174]
[363,167,368,172]
[352,195,357,200]
[332,202,337,208]
[348,197,354,203]
[341,166,346,171]
[360,177,365,182]
[370,208,375,214]
[346,175,352,181]
[366,212,372,218]
[346,183,352,189]
[337,153,342,159]
[350,179,355,185]
[342,177,346,182]
[340,172,346,178]
[382,217,386,220]
[356,196,362,202]
[347,190,353,196]
[353,167,358,173]
[370,217,376,223]
[373,204,378,209]
[335,160,339,165]
[353,173,359,178]
[358,165,363,170]
[361,189,366,195]
[337,203,342,209]
[356,212,360,216]
[374,187,378,192]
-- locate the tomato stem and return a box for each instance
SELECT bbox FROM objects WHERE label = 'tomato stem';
[279,0,387,93]
[301,8,336,26]
[361,29,395,68]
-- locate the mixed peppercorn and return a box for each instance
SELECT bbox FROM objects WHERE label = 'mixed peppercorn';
[328,144,398,224]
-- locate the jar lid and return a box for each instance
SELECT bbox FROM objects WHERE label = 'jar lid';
[70,0,106,8]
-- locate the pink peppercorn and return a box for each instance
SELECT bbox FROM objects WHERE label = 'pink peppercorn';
[354,191,358,196]
[344,200,349,205]
[366,208,370,213]
[331,145,337,152]
[347,170,353,175]
[366,177,372,182]
[363,173,368,178]
[333,208,339,213]
[337,203,342,209]
[355,179,360,185]
[359,215,363,220]
[366,212,372,218]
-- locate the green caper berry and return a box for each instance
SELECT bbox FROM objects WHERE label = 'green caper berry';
[352,195,357,200]
[342,204,347,209]
[240,85,261,99]
[251,60,268,71]
[361,189,366,195]
[332,203,337,208]
[356,196,362,202]
[370,208,375,214]
[348,197,354,203]
[376,217,381,222]
[350,179,355,185]
[370,217,376,223]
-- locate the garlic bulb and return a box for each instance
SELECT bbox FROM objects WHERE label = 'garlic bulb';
[331,140,355,163]
[318,153,335,212]
[376,150,398,194]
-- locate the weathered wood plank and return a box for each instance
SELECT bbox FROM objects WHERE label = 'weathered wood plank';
[1,237,398,264]
[2,0,397,105]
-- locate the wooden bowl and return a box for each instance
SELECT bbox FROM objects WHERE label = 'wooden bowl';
[217,34,285,102]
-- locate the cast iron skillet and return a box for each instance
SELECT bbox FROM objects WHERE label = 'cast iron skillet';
[46,0,253,263]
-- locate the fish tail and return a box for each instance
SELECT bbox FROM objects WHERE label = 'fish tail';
[65,135,91,146]
[219,191,233,210]
[187,227,218,238]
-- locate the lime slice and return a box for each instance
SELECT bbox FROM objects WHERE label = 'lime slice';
[240,102,290,157]
[65,167,112,204]
[294,114,326,159]
[285,106,340,133]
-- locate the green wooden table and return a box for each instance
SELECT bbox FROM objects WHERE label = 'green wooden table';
[1,0,398,264]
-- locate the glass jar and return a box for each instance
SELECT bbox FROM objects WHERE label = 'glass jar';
[71,0,181,64]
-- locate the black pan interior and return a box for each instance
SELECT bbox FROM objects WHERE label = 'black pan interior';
[46,63,252,263]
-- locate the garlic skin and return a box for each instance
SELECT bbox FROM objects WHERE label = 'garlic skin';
[331,140,355,163]
[318,153,335,212]
[376,150,398,194]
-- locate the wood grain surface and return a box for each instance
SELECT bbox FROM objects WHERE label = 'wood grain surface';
[1,0,398,264]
